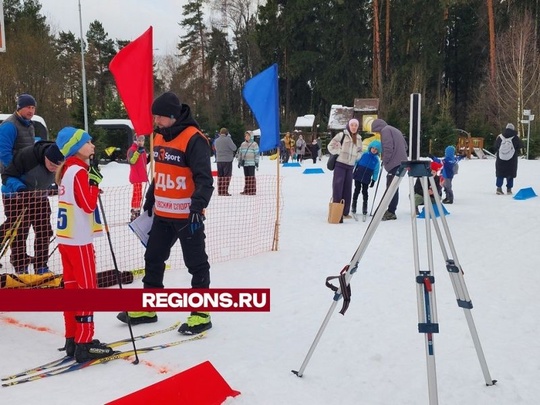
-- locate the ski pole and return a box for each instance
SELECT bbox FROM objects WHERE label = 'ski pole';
[48,236,58,259]
[91,155,139,364]
[369,173,383,216]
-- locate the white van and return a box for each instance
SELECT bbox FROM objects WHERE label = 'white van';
[0,113,48,140]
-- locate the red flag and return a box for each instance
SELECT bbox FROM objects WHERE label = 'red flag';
[109,27,154,135]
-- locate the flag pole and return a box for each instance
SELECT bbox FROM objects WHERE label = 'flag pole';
[272,145,280,251]
[78,0,89,131]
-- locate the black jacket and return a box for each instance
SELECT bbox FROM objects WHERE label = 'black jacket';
[1,141,57,193]
[495,128,523,178]
[147,104,214,215]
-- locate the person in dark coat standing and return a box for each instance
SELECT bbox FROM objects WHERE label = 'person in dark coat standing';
[308,138,320,164]
[0,94,38,259]
[494,123,523,195]
[118,91,214,336]
[371,118,408,221]
[214,127,237,196]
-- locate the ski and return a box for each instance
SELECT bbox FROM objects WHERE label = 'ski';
[2,333,205,387]
[1,321,181,382]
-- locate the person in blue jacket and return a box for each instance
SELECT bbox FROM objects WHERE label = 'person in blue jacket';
[352,140,381,217]
[431,145,462,204]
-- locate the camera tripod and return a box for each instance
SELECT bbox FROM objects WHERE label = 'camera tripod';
[292,160,496,404]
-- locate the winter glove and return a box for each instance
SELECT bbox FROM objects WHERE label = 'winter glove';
[255,162,259,169]
[370,180,375,188]
[143,197,155,217]
[88,165,103,186]
[143,182,155,216]
[47,183,59,196]
[137,147,145,154]
[188,210,205,234]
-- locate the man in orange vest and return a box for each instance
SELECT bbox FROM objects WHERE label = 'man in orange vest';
[117,92,214,335]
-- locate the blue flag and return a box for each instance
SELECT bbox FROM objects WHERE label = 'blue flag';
[242,64,280,152]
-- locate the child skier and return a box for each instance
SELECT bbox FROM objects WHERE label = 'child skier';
[352,140,381,221]
[127,134,148,221]
[55,127,113,363]
[431,145,461,204]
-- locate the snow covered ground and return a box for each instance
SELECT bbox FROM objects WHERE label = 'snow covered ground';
[1,153,540,404]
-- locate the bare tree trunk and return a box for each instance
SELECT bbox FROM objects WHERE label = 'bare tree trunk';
[487,0,496,82]
[488,13,540,131]
[372,0,383,97]
[385,0,390,78]
[198,24,207,102]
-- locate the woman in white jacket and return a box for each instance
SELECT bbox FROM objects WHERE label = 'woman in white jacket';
[327,118,362,221]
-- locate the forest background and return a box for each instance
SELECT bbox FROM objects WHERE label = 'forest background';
[1,0,539,158]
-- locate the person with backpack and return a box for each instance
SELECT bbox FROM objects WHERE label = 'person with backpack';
[494,123,523,195]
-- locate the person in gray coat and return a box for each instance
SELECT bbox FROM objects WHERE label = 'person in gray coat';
[214,127,237,195]
[371,118,408,220]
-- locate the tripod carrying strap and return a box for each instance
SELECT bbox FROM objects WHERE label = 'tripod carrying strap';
[325,270,351,315]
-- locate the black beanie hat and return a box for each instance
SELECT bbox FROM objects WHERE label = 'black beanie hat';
[151,92,182,118]
[44,144,65,165]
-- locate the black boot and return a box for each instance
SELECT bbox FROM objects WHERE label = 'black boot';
[59,337,75,357]
[75,340,114,363]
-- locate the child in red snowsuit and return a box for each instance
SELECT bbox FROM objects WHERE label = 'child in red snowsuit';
[55,127,113,363]
[127,134,148,221]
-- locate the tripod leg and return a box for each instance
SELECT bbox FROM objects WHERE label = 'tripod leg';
[291,300,340,377]
[426,177,496,386]
[410,175,440,404]
[292,170,406,377]
[417,272,440,404]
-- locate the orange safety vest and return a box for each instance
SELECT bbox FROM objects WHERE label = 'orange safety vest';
[152,126,206,219]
